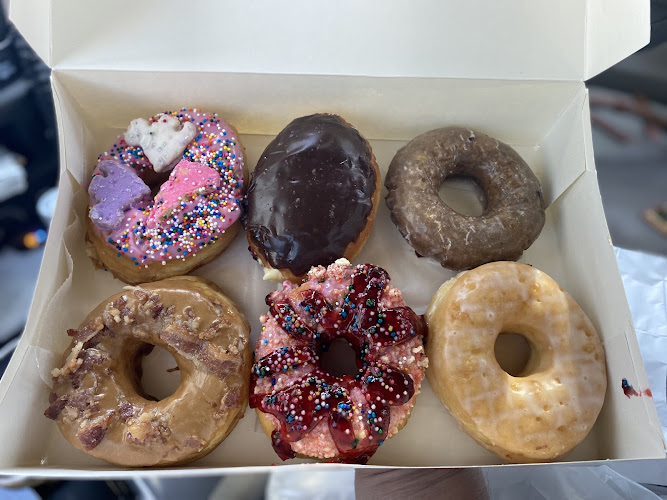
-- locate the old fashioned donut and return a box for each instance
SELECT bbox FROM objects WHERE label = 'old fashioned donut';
[425,262,607,463]
[385,127,545,270]
[242,114,381,282]
[87,108,247,285]
[44,276,251,467]
[250,259,428,463]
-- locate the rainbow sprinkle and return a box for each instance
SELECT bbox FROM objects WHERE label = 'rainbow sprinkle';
[90,108,244,266]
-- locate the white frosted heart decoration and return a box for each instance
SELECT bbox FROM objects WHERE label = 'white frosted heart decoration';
[124,114,197,172]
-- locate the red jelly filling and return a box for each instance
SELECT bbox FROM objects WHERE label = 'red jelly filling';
[250,264,424,463]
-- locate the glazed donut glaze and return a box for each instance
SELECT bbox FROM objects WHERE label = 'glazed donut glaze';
[44,277,251,467]
[425,262,607,463]
[242,114,378,278]
[385,127,545,270]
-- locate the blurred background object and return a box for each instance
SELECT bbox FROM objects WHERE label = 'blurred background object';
[587,0,667,255]
[588,86,667,255]
[0,2,57,254]
[0,2,56,351]
[0,146,27,203]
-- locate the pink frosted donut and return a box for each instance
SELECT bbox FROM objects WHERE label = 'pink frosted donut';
[86,108,246,284]
[250,259,428,463]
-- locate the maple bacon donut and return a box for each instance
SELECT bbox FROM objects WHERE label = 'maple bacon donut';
[250,259,428,463]
[87,108,247,285]
[425,262,607,463]
[385,127,545,270]
[44,276,251,467]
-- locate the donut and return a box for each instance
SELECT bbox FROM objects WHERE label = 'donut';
[424,262,607,463]
[44,276,251,467]
[385,127,545,270]
[86,108,247,285]
[242,114,380,282]
[250,259,428,463]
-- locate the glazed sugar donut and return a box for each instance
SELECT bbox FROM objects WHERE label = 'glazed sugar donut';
[385,127,545,270]
[250,259,428,463]
[425,262,607,463]
[86,108,247,285]
[44,276,251,467]
[242,114,381,282]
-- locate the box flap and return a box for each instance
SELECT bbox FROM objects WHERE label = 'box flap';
[584,0,651,80]
[11,0,648,80]
[9,0,51,66]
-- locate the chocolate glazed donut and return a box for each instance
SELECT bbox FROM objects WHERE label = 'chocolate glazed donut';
[385,127,545,270]
[242,114,380,282]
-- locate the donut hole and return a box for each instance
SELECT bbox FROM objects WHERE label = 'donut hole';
[319,338,360,378]
[438,176,486,217]
[144,170,171,197]
[149,184,162,199]
[138,344,182,401]
[494,333,534,377]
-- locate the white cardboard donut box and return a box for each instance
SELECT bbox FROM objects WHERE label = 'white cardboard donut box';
[0,0,664,478]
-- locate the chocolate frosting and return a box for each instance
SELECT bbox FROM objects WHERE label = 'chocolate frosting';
[242,114,377,276]
[385,127,545,270]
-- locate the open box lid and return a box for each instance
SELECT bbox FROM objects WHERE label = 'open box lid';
[11,0,648,81]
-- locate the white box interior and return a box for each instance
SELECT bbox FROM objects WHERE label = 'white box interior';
[10,0,649,81]
[0,69,663,475]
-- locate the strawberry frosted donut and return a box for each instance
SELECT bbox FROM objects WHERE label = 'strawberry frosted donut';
[86,108,246,284]
[250,259,428,463]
